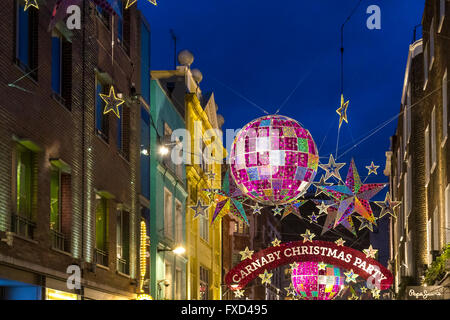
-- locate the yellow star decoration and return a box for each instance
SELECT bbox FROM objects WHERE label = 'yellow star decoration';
[239,246,254,261]
[258,270,273,285]
[365,161,380,175]
[318,262,327,271]
[233,289,245,298]
[337,94,349,128]
[285,283,296,297]
[363,245,378,259]
[126,0,157,9]
[100,86,125,118]
[344,269,358,283]
[271,238,281,247]
[360,286,368,293]
[371,288,381,299]
[348,293,359,300]
[300,229,315,243]
[289,262,299,273]
[335,238,346,246]
[24,0,39,10]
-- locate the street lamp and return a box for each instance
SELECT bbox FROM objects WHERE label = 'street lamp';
[158,145,169,156]
[157,245,186,256]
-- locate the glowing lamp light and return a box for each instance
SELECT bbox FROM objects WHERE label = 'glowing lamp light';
[229,115,318,205]
[230,284,239,289]
[291,261,346,300]
[158,145,169,156]
[172,246,186,255]
[136,294,153,300]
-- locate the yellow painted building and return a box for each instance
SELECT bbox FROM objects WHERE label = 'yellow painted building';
[185,88,226,300]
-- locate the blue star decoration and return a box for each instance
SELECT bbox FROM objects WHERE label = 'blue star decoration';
[189,199,209,219]
[100,86,125,119]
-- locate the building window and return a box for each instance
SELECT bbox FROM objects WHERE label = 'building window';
[95,5,110,28]
[439,0,446,32]
[140,107,150,199]
[95,196,109,266]
[407,84,412,144]
[117,1,130,54]
[431,107,437,172]
[141,20,151,103]
[429,18,435,70]
[51,31,72,109]
[396,146,401,186]
[199,204,209,241]
[424,43,429,89]
[175,200,183,244]
[443,69,448,146]
[433,206,439,251]
[116,209,130,274]
[425,125,430,186]
[445,184,450,243]
[14,145,36,238]
[407,156,412,217]
[51,34,62,96]
[117,105,130,159]
[15,0,38,79]
[175,268,182,300]
[164,188,173,239]
[95,77,109,141]
[50,166,71,252]
[164,261,172,300]
[199,266,210,300]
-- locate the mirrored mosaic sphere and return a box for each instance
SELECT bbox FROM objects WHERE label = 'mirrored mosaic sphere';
[291,261,345,300]
[229,115,318,205]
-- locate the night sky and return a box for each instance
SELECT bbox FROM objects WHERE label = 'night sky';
[140,0,425,190]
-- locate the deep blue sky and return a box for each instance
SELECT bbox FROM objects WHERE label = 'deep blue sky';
[140,0,425,186]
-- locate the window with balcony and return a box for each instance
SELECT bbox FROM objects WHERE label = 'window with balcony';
[15,0,38,79]
[50,165,71,252]
[116,209,130,274]
[95,196,109,266]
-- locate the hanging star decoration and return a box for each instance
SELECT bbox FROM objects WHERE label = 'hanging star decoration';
[300,229,315,243]
[319,154,346,182]
[374,192,402,219]
[371,288,381,299]
[317,159,386,229]
[281,199,307,220]
[312,199,356,236]
[125,0,157,9]
[271,238,281,247]
[251,202,262,215]
[366,161,380,176]
[363,245,378,259]
[316,201,330,215]
[344,269,358,284]
[318,262,327,271]
[205,171,216,181]
[272,205,283,216]
[239,246,254,261]
[258,270,273,285]
[290,262,299,271]
[348,293,359,300]
[313,174,333,197]
[204,170,249,226]
[24,0,39,10]
[337,94,349,128]
[308,213,320,224]
[190,199,209,219]
[356,215,377,232]
[360,286,368,294]
[335,238,346,246]
[233,289,245,298]
[285,283,296,297]
[100,86,125,118]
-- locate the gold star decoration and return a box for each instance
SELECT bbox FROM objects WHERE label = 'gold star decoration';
[313,174,333,197]
[335,238,346,246]
[126,0,157,9]
[344,269,358,283]
[363,245,378,259]
[360,286,368,293]
[318,262,327,271]
[284,283,296,297]
[300,229,315,242]
[308,213,320,224]
[356,215,377,232]
[365,161,380,175]
[337,94,349,128]
[316,201,330,215]
[251,202,262,215]
[189,199,209,218]
[348,293,359,300]
[239,246,254,261]
[319,154,346,182]
[371,288,381,299]
[271,238,281,247]
[258,270,273,285]
[272,205,283,216]
[290,262,299,271]
[374,192,402,219]
[24,0,39,10]
[233,289,245,298]
[100,86,125,118]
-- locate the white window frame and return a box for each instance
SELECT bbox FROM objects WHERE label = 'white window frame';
[425,125,430,186]
[431,106,437,173]
[424,43,429,90]
[164,261,172,299]
[164,188,173,239]
[430,18,435,71]
[443,69,448,147]
[439,0,446,33]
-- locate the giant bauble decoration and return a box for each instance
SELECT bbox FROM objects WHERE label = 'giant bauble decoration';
[229,115,318,205]
[291,261,345,300]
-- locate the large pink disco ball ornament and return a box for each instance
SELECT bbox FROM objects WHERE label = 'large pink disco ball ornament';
[229,115,318,205]
[291,261,346,300]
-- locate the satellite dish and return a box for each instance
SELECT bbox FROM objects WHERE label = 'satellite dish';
[191,69,203,83]
[178,50,194,67]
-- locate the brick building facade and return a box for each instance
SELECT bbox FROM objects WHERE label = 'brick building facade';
[0,0,145,299]
[386,0,450,298]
